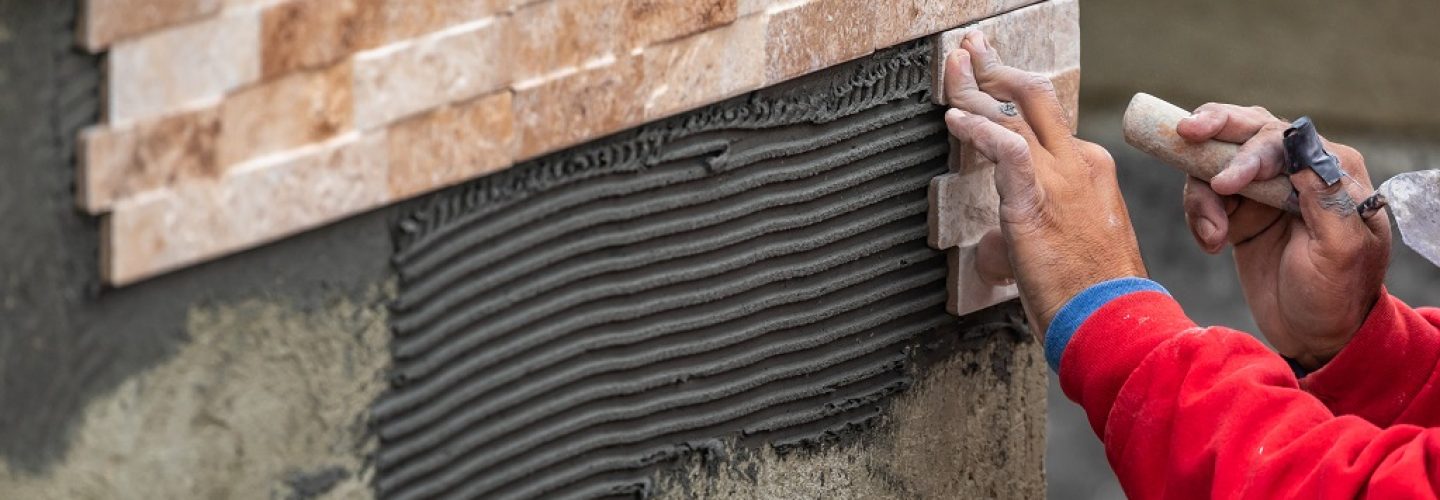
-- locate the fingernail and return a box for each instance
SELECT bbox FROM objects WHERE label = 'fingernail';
[946,109,967,120]
[975,32,989,51]
[1196,218,1218,243]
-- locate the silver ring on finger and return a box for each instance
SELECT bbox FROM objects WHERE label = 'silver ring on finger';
[998,101,1019,117]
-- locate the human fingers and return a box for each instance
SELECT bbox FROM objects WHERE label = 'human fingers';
[1325,143,1390,237]
[944,109,1042,212]
[1176,102,1283,144]
[1290,167,1375,259]
[1210,121,1288,195]
[1183,177,1229,254]
[943,48,1042,150]
[962,31,1073,153]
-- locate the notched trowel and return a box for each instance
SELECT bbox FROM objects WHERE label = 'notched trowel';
[1121,93,1440,268]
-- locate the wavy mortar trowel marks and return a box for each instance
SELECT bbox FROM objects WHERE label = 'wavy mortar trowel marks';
[369,40,1014,500]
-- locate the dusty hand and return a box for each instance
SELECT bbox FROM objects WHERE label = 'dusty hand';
[1178,103,1391,370]
[942,31,1147,334]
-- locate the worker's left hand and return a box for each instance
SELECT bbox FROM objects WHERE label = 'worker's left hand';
[941,31,1147,335]
[1177,104,1391,371]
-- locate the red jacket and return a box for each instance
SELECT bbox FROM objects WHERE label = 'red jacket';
[1052,277,1440,499]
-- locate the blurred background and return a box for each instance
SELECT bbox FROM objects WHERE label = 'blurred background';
[1058,1,1440,497]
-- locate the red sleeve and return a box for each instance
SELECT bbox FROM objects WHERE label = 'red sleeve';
[1055,279,1440,499]
[1302,291,1440,427]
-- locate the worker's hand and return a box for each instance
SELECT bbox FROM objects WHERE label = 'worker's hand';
[1178,104,1391,370]
[941,31,1147,334]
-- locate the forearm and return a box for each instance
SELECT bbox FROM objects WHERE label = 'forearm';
[1302,292,1440,427]
[1055,278,1440,499]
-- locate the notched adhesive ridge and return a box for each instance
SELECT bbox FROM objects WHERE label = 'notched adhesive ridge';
[379,39,992,500]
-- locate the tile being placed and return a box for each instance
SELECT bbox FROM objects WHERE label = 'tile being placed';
[928,66,1079,316]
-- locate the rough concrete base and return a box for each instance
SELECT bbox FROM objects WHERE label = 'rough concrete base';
[655,331,1047,499]
[0,286,393,500]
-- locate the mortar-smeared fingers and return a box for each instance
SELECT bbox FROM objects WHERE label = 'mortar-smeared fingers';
[943,109,1042,212]
[943,49,1040,148]
[1290,168,1379,258]
[961,31,1073,152]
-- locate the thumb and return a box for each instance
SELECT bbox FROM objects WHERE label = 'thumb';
[974,229,1015,286]
[1290,168,1370,258]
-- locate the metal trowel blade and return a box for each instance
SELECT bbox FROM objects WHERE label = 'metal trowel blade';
[1381,169,1440,268]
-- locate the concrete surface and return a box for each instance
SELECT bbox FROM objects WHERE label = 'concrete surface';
[656,325,1047,499]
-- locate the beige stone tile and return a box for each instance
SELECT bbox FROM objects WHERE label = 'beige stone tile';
[387,92,514,199]
[218,62,354,167]
[642,15,766,121]
[368,0,505,43]
[513,54,644,160]
[80,0,222,51]
[79,107,222,214]
[104,133,388,285]
[624,0,738,48]
[871,0,1001,50]
[259,0,380,79]
[353,18,510,130]
[108,10,260,124]
[931,0,1079,103]
[764,0,874,83]
[510,0,625,83]
[737,0,786,16]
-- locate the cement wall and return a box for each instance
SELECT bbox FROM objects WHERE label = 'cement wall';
[0,2,1047,499]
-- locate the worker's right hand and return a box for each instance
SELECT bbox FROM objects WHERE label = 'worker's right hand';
[1177,103,1391,371]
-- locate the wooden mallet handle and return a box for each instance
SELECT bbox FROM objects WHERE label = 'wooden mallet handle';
[1122,93,1296,211]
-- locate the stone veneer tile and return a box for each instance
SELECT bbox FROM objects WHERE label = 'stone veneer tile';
[369,0,506,43]
[108,10,260,124]
[260,0,377,78]
[387,92,514,199]
[624,0,738,48]
[353,18,510,130]
[642,15,767,121]
[764,0,875,83]
[260,0,503,78]
[218,62,354,168]
[871,0,1002,50]
[79,107,222,213]
[514,54,644,160]
[104,134,388,285]
[80,0,222,51]
[737,0,785,16]
[510,0,625,83]
[931,0,1079,103]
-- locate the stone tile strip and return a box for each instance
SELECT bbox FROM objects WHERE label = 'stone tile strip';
[79,108,222,213]
[106,9,260,125]
[352,17,511,131]
[218,61,355,168]
[931,0,1080,104]
[641,15,768,121]
[926,0,1080,315]
[79,0,221,51]
[764,0,875,83]
[87,0,1069,284]
[103,134,389,286]
[387,92,516,200]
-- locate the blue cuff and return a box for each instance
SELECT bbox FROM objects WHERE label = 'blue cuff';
[1044,277,1170,372]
